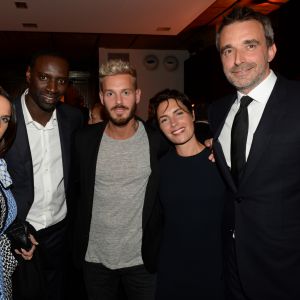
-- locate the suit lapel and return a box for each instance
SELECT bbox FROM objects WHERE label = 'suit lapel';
[14,97,34,178]
[214,95,236,139]
[240,77,287,187]
[56,105,72,190]
[85,123,106,217]
[214,140,237,193]
[213,95,236,191]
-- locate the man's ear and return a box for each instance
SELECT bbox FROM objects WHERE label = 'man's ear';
[25,66,31,84]
[267,43,277,63]
[135,89,141,104]
[99,91,104,105]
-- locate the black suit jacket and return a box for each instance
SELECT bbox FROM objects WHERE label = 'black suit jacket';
[71,121,168,272]
[209,75,300,300]
[5,96,83,221]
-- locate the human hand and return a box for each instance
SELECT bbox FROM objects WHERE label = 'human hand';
[204,138,215,162]
[15,234,38,261]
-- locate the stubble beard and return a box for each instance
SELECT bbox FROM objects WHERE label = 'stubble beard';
[106,103,137,126]
[226,62,268,93]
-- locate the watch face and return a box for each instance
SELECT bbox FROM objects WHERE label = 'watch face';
[163,55,179,71]
[143,55,159,70]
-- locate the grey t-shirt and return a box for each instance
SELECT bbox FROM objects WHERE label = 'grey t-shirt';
[85,122,151,269]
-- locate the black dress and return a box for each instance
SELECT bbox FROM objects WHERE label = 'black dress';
[156,147,226,300]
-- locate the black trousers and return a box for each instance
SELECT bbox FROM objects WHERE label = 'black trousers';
[36,218,69,300]
[83,262,156,300]
[13,218,69,300]
[225,236,248,300]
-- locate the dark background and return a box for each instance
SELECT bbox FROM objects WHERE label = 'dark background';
[0,0,298,111]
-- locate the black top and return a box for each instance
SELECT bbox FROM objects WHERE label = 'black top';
[156,147,226,299]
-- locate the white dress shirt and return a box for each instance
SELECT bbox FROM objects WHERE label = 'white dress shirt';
[21,90,67,230]
[218,70,277,168]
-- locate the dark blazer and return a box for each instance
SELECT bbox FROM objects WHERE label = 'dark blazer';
[209,75,300,300]
[5,96,83,221]
[71,121,168,272]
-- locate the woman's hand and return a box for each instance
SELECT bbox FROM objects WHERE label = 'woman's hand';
[14,234,38,261]
[204,138,215,162]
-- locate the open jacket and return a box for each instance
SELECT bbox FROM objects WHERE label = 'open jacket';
[70,120,168,272]
[5,96,83,221]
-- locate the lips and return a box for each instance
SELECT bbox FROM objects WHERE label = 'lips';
[231,63,255,76]
[172,127,185,135]
[233,69,252,76]
[41,94,58,104]
[112,106,128,115]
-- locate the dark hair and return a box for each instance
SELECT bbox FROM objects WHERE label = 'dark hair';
[29,49,69,70]
[216,6,274,51]
[152,89,193,118]
[0,86,17,157]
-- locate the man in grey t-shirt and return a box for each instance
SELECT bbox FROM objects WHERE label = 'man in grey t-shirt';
[72,59,166,300]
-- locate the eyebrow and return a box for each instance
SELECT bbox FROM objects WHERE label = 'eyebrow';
[220,39,260,53]
[243,39,259,45]
[103,88,133,92]
[159,107,182,120]
[37,72,68,80]
[0,115,11,120]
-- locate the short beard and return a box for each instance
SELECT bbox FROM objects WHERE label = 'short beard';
[106,103,137,126]
[226,62,266,93]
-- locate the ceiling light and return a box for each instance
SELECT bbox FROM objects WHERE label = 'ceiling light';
[15,2,28,9]
[156,27,171,32]
[22,23,38,28]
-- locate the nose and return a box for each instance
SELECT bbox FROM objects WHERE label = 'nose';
[115,93,123,104]
[46,79,58,93]
[234,49,245,65]
[170,116,177,127]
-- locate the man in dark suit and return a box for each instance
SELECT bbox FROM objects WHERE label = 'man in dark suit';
[209,7,300,300]
[71,59,167,300]
[5,50,83,300]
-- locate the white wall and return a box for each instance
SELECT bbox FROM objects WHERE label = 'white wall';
[99,48,189,120]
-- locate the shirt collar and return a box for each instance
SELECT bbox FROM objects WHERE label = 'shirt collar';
[237,70,277,104]
[21,89,57,126]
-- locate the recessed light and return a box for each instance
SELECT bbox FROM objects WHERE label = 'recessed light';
[22,23,38,28]
[156,27,171,32]
[15,2,28,9]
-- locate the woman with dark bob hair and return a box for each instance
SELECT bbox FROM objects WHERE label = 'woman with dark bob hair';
[149,89,227,299]
[0,86,37,300]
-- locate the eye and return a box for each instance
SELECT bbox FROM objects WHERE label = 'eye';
[159,117,168,124]
[105,91,113,97]
[247,44,257,50]
[57,78,66,85]
[222,48,232,57]
[123,90,132,96]
[0,116,11,124]
[39,74,48,81]
[176,110,184,116]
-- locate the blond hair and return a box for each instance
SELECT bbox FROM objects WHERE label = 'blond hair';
[99,59,137,89]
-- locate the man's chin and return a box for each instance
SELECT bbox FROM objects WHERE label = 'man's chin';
[109,117,131,126]
[40,103,57,113]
